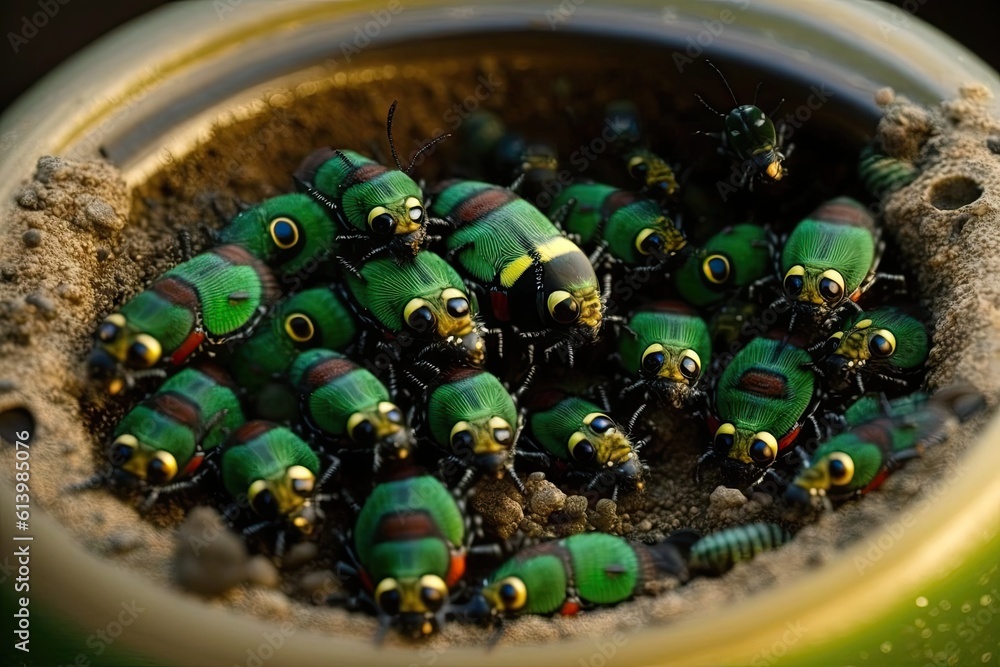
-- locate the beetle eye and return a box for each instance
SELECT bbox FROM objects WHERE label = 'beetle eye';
[546,290,580,324]
[627,157,648,179]
[127,334,162,368]
[441,288,471,318]
[97,318,122,342]
[496,577,527,611]
[367,206,396,234]
[568,432,596,463]
[587,414,615,434]
[419,575,447,612]
[869,329,896,357]
[703,254,731,285]
[380,401,404,424]
[287,465,315,496]
[348,414,376,445]
[375,579,401,616]
[749,432,778,465]
[636,228,665,255]
[404,298,436,333]
[783,266,805,297]
[248,480,279,519]
[827,453,855,485]
[405,197,425,224]
[109,434,137,466]
[825,331,844,355]
[679,350,701,381]
[818,270,845,302]
[269,217,300,249]
[641,344,666,376]
[146,451,178,485]
[284,313,315,343]
[714,423,736,453]
[450,421,474,455]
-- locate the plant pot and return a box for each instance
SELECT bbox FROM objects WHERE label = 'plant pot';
[1,2,998,666]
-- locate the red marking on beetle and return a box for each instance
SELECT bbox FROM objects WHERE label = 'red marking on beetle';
[777,425,802,452]
[171,331,206,365]
[736,370,788,399]
[491,291,510,322]
[359,567,374,593]
[861,468,890,494]
[559,600,581,616]
[446,552,467,588]
[182,452,205,477]
[452,188,518,223]
[707,415,721,435]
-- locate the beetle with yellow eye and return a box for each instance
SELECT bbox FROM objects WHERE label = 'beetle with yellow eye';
[220,420,337,561]
[519,387,647,500]
[766,197,904,332]
[293,102,448,262]
[702,335,819,487]
[429,179,604,358]
[785,384,984,508]
[616,301,711,409]
[224,287,360,421]
[71,365,245,509]
[546,182,686,272]
[347,463,467,639]
[87,244,280,395]
[462,532,688,630]
[673,224,771,309]
[343,250,486,367]
[604,100,679,198]
[216,193,338,277]
[814,307,929,396]
[289,348,416,468]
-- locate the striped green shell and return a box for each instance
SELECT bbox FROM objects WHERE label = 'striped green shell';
[781,197,876,294]
[228,287,358,392]
[217,193,337,276]
[288,349,389,437]
[354,474,465,581]
[806,430,891,494]
[312,149,423,233]
[674,224,770,307]
[345,251,470,332]
[220,423,320,499]
[529,396,599,458]
[716,337,814,436]
[427,370,517,447]
[618,304,711,377]
[844,392,929,427]
[490,551,568,614]
[858,146,917,199]
[688,523,790,575]
[113,367,244,470]
[550,183,617,243]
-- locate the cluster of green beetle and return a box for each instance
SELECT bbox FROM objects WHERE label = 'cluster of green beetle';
[76,68,985,640]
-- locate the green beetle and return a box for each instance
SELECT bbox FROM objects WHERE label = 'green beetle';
[857,145,918,199]
[343,250,486,367]
[217,193,338,277]
[673,224,771,308]
[225,287,359,410]
[85,365,245,507]
[88,245,279,395]
[352,466,467,638]
[785,385,984,507]
[547,183,686,270]
[815,307,929,395]
[705,335,818,486]
[617,301,712,408]
[696,62,788,187]
[460,110,559,198]
[521,389,645,498]
[688,523,792,576]
[467,532,687,625]
[221,420,327,555]
[429,180,603,352]
[774,197,899,329]
[417,367,520,481]
[605,99,679,197]
[294,104,445,262]
[289,349,415,464]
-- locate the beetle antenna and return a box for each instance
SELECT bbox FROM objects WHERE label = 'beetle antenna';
[406,132,452,174]
[694,93,724,118]
[753,81,763,106]
[386,100,405,172]
[769,98,786,117]
[705,60,740,107]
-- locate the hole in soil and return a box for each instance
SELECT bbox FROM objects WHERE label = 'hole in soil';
[0,407,35,445]
[929,175,983,210]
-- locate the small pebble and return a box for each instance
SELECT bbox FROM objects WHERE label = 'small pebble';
[637,519,653,532]
[96,247,111,262]
[25,292,56,316]
[84,197,123,235]
[245,556,282,589]
[281,541,319,569]
[709,486,748,511]
[105,531,144,554]
[16,186,41,210]
[22,229,42,248]
[297,570,340,603]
